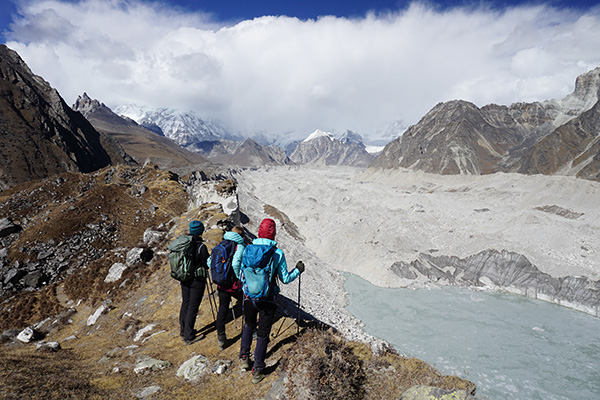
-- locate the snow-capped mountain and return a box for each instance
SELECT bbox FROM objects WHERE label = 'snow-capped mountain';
[302,129,335,143]
[338,130,364,145]
[290,129,373,167]
[114,104,239,147]
[73,94,208,168]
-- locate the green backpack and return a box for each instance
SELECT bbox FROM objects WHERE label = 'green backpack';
[168,235,194,281]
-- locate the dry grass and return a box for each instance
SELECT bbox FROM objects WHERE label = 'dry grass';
[0,347,111,399]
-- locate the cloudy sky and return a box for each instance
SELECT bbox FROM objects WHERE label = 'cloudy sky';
[2,0,600,143]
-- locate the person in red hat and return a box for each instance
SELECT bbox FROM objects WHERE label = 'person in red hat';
[239,218,305,384]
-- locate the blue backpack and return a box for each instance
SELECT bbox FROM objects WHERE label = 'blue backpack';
[241,244,277,300]
[210,239,238,288]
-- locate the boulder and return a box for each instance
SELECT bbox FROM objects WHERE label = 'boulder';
[176,355,211,381]
[401,385,475,400]
[133,357,170,374]
[212,359,232,375]
[142,228,166,246]
[126,247,154,265]
[22,271,46,288]
[36,341,61,352]
[3,268,26,285]
[0,329,20,343]
[16,327,42,343]
[136,386,161,398]
[0,218,21,237]
[87,304,108,326]
[104,263,127,283]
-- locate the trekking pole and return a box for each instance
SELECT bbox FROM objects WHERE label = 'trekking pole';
[230,298,238,330]
[206,272,217,321]
[296,273,301,335]
[273,316,286,339]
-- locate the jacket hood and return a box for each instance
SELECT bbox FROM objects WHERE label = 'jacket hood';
[253,237,277,247]
[224,231,244,244]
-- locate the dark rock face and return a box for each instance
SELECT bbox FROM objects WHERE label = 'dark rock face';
[369,66,600,181]
[0,218,21,237]
[0,45,132,189]
[516,101,600,180]
[391,249,600,315]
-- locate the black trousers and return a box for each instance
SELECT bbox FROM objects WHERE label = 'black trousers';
[179,277,206,341]
[240,299,277,373]
[216,288,243,340]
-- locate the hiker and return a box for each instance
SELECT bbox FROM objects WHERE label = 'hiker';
[210,226,246,350]
[178,220,209,345]
[239,218,305,384]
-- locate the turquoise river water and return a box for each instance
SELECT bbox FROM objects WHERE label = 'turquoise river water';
[344,273,600,399]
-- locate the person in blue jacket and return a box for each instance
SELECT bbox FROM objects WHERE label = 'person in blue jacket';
[239,218,305,384]
[214,226,245,350]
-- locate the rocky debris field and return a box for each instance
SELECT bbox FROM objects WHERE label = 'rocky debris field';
[235,166,600,316]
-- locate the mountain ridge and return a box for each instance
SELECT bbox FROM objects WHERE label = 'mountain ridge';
[0,45,133,190]
[369,65,600,181]
[73,93,211,169]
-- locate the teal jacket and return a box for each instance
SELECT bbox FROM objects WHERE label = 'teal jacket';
[206,231,245,279]
[224,231,245,279]
[251,238,300,285]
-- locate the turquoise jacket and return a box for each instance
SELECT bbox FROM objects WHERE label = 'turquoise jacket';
[206,231,245,279]
[224,231,245,279]
[251,238,300,285]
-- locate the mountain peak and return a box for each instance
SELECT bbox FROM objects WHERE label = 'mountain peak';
[338,130,364,145]
[73,92,107,117]
[303,129,334,143]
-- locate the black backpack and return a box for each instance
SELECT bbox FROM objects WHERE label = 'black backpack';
[210,239,238,288]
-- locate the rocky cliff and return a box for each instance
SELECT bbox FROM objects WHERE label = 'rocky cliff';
[391,249,600,316]
[0,45,132,190]
[370,66,600,181]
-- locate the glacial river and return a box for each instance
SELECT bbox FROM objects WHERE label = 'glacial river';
[344,273,600,399]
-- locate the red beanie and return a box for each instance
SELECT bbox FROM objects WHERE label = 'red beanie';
[258,218,276,240]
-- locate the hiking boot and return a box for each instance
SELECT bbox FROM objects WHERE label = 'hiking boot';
[183,333,205,345]
[180,329,198,339]
[218,339,226,351]
[252,368,266,384]
[240,355,250,371]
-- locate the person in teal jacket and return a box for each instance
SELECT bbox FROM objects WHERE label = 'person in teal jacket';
[208,226,246,350]
[239,218,305,384]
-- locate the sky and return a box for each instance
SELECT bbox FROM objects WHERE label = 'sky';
[1,0,600,144]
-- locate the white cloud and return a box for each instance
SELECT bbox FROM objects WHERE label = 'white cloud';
[5,0,600,141]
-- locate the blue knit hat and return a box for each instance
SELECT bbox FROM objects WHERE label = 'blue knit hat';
[189,220,204,235]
